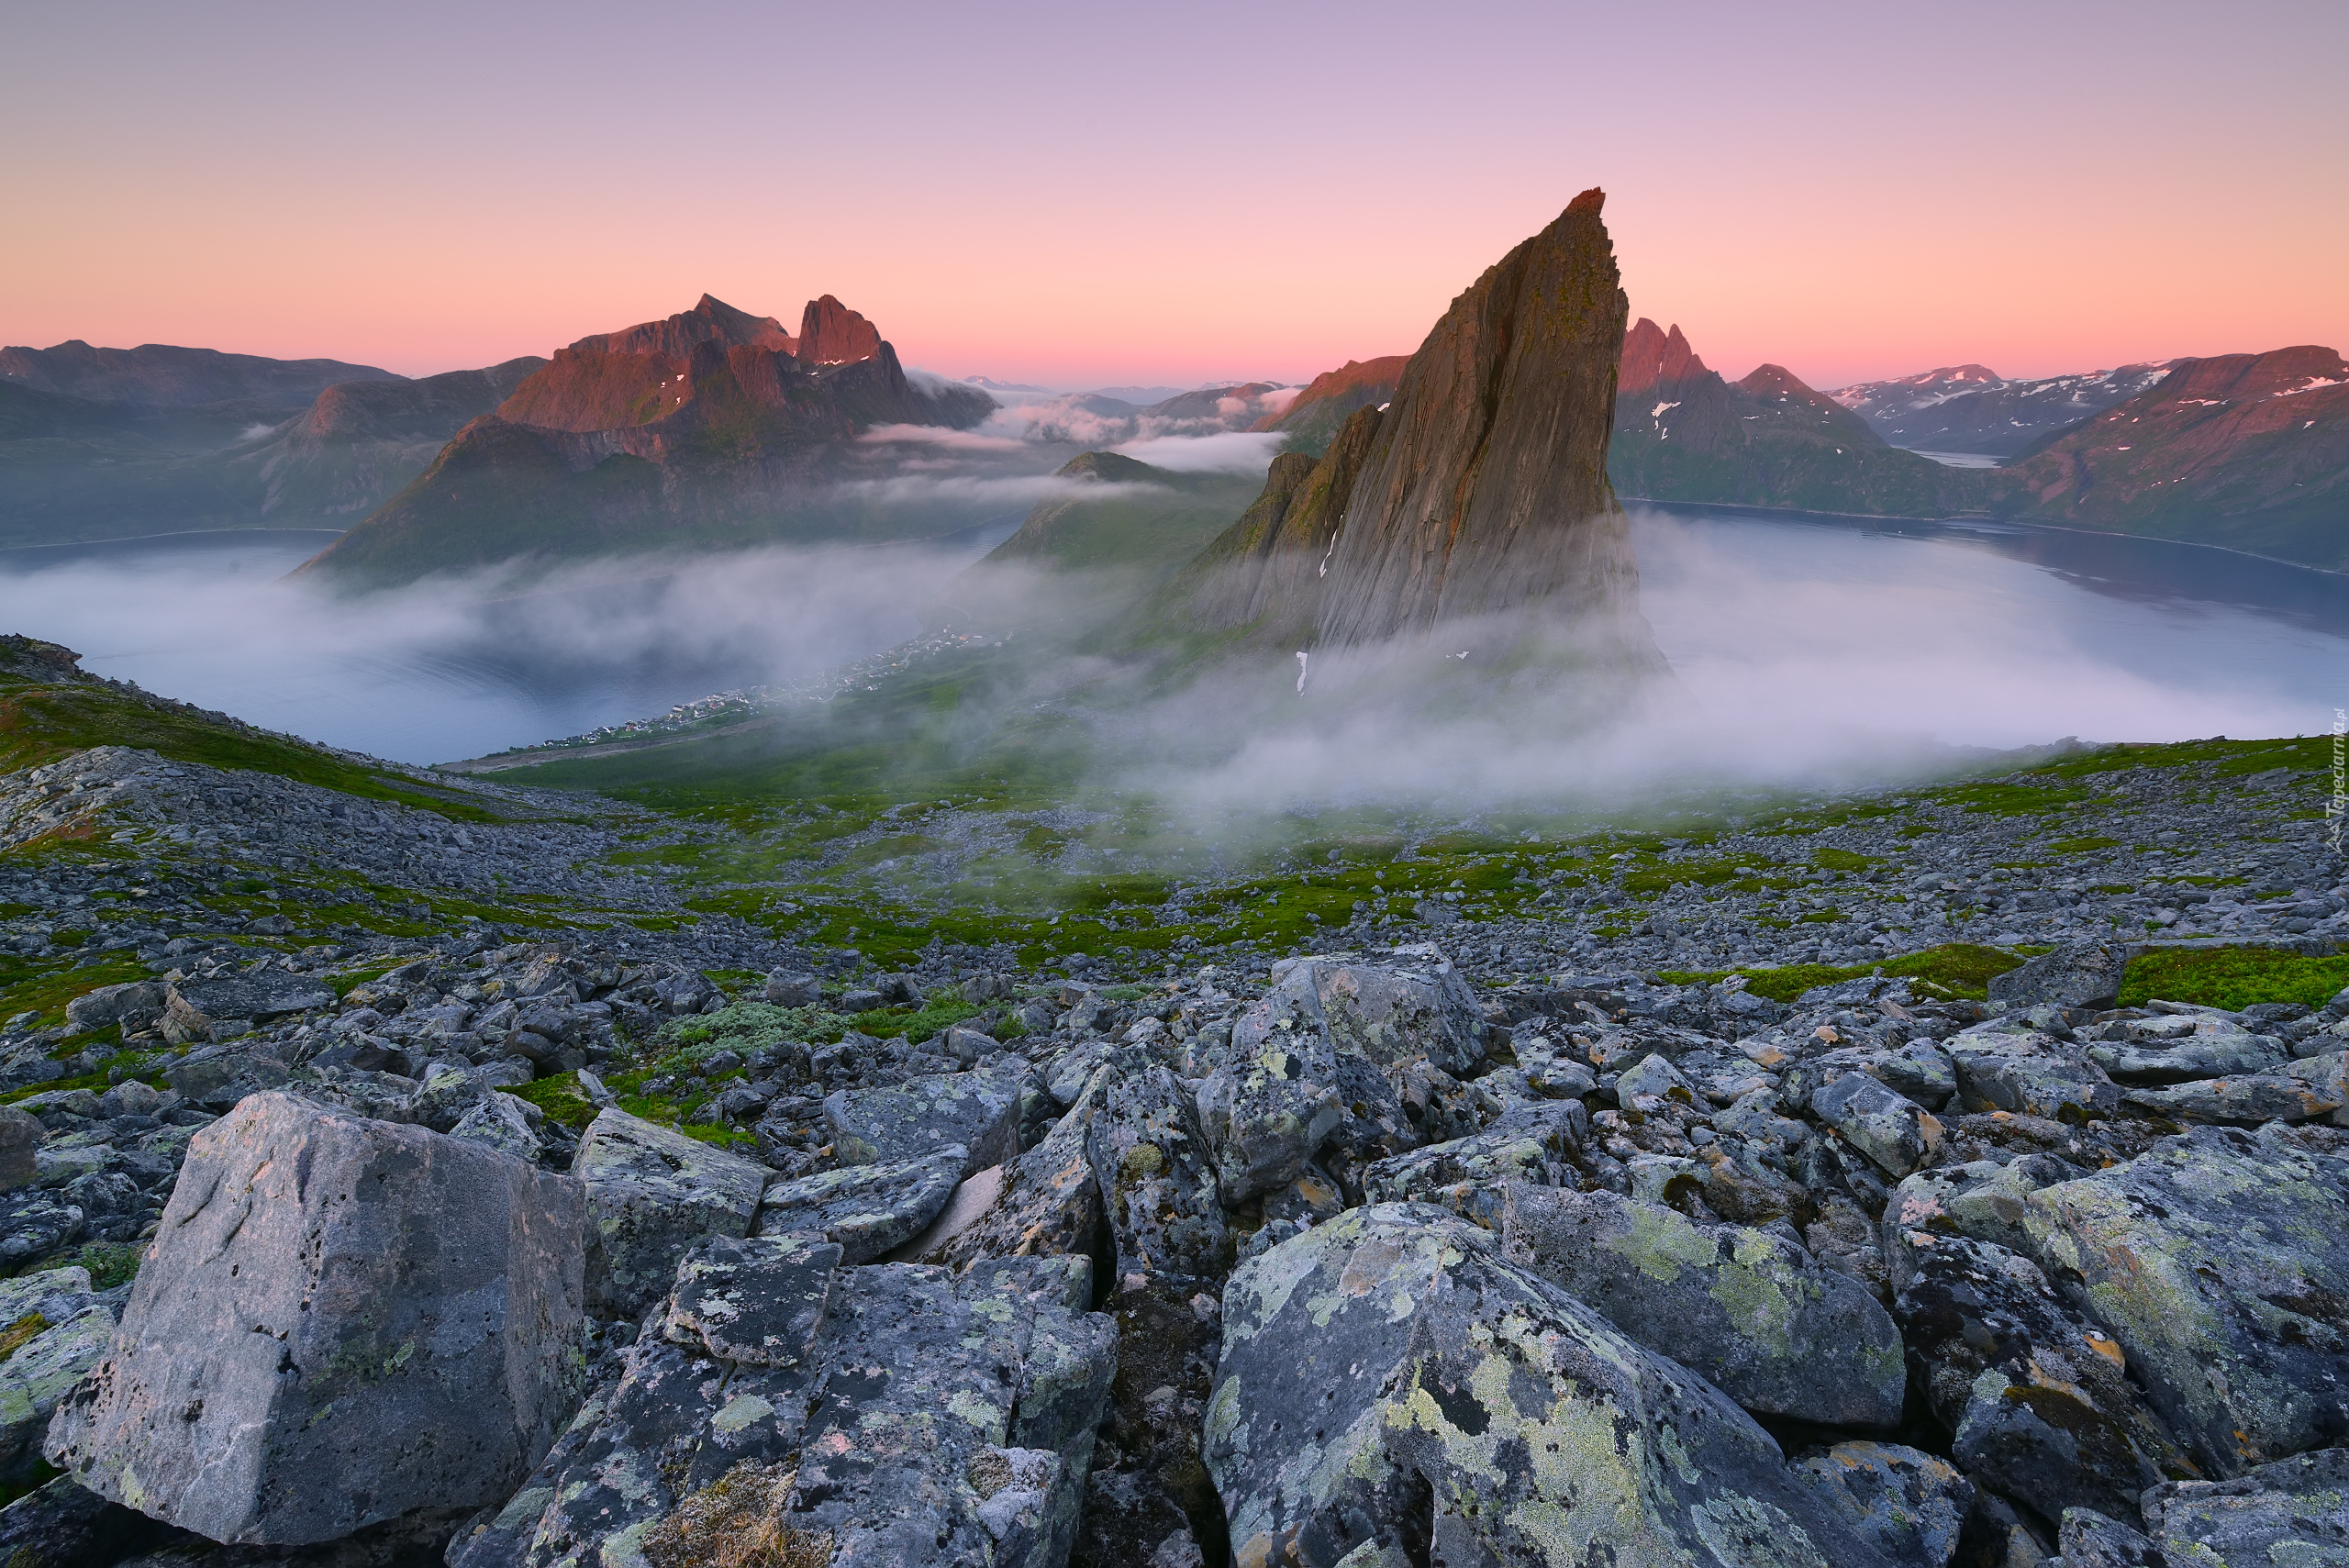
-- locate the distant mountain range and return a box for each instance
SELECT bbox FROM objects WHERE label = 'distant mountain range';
[0,339,520,548]
[1828,361,2176,456]
[1598,319,2348,570]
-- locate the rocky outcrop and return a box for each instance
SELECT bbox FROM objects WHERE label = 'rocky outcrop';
[796,295,882,366]
[46,1093,585,1545]
[297,295,993,586]
[573,1106,768,1316]
[1149,191,1663,673]
[1315,189,1642,650]
[1608,319,1985,519]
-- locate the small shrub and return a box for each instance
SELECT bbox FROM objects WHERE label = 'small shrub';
[512,1072,598,1131]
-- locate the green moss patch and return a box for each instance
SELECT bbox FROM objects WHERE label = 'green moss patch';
[511,1072,599,1131]
[2118,945,2349,1011]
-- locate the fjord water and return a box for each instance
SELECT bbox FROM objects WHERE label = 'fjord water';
[0,508,2337,766]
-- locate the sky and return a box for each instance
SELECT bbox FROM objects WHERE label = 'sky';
[5,1,2344,392]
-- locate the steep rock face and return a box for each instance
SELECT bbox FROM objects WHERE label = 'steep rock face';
[796,294,882,366]
[1251,355,1407,455]
[0,339,399,410]
[564,293,796,361]
[1618,317,1711,397]
[1988,345,2349,569]
[1314,188,1642,650]
[1156,405,1385,644]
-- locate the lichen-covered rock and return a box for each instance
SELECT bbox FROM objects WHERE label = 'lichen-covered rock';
[1364,1100,1585,1229]
[460,1249,1115,1568]
[1890,1229,2193,1523]
[573,1106,768,1315]
[1947,1035,2121,1123]
[1810,1072,1933,1176]
[2023,1123,2349,1477]
[754,1149,965,1263]
[1206,1203,1899,1568]
[1881,1154,2079,1291]
[2142,1446,2349,1565]
[1086,1063,1230,1280]
[0,1108,38,1192]
[449,1091,544,1163]
[824,1063,1026,1180]
[45,1092,585,1546]
[2054,1507,2165,1567]
[931,1067,1106,1271]
[0,1305,112,1478]
[1195,965,1341,1204]
[2087,1017,2288,1084]
[662,1235,839,1366]
[1309,951,1486,1078]
[1506,1184,1907,1429]
[1786,1442,1973,1568]
[2120,1072,2341,1124]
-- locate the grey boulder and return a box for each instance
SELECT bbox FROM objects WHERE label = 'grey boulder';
[1309,950,1486,1078]
[1195,964,1342,1204]
[1787,1442,1974,1568]
[173,971,336,1022]
[45,1092,584,1545]
[2023,1122,2349,1477]
[1206,1203,1899,1568]
[824,1063,1026,1180]
[754,1148,966,1263]
[1890,1227,2192,1524]
[573,1106,768,1316]
[2143,1446,2349,1566]
[1085,1061,1230,1280]
[1506,1184,1907,1429]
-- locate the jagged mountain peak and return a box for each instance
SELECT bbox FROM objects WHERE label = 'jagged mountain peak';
[797,295,881,367]
[1619,318,1711,396]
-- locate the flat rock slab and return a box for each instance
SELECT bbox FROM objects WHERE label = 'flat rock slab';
[662,1234,839,1366]
[753,1149,965,1263]
[824,1064,1026,1180]
[45,1092,584,1546]
[172,973,336,1021]
[1207,1202,1899,1568]
[2024,1123,2349,1477]
[1505,1184,1907,1429]
[573,1106,768,1316]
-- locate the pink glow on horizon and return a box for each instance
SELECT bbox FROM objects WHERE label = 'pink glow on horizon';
[3,4,2343,393]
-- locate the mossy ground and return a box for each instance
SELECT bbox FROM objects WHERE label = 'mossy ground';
[2117,946,2349,1011]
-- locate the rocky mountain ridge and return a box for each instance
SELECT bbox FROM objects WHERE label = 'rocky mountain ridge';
[292,294,997,585]
[1831,361,2177,456]
[0,340,400,410]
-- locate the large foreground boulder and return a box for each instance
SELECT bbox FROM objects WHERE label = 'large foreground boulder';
[46,1092,584,1546]
[1505,1184,1907,1429]
[2023,1123,2349,1476]
[573,1106,768,1315]
[1206,1203,1899,1567]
